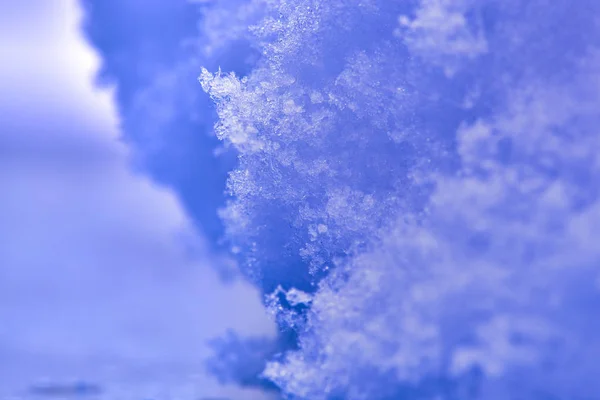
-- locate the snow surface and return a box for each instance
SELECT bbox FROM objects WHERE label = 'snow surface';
[201,0,600,398]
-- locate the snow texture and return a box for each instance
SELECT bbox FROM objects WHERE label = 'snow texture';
[201,0,600,398]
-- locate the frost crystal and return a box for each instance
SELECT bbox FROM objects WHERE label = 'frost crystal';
[201,0,600,398]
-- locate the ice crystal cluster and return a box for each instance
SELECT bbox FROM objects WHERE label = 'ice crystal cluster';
[200,0,600,398]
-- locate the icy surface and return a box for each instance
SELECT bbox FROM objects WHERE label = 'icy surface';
[201,0,600,398]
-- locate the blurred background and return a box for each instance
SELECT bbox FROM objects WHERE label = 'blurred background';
[0,1,276,398]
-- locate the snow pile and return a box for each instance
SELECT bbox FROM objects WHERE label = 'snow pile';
[201,0,600,398]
